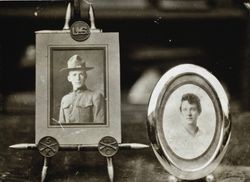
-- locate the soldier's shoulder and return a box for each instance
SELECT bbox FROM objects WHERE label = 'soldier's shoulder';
[82,89,99,96]
[79,89,103,99]
[61,92,73,103]
[92,91,104,99]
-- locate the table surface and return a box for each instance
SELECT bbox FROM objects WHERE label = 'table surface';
[0,104,250,182]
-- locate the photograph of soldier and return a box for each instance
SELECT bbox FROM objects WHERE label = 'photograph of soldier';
[58,54,105,124]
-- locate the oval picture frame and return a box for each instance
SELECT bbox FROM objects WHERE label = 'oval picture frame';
[147,64,231,180]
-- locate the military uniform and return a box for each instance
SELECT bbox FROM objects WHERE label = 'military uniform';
[59,86,104,123]
[58,54,104,123]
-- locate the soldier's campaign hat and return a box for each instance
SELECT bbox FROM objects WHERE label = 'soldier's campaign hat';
[60,55,94,72]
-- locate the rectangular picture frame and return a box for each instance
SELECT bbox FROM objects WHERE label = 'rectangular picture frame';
[36,30,121,145]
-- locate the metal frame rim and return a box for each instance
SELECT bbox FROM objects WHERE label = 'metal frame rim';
[147,64,231,180]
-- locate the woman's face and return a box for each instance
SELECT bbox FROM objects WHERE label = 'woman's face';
[180,100,200,125]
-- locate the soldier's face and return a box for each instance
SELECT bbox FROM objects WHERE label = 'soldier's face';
[68,70,86,90]
[180,101,200,125]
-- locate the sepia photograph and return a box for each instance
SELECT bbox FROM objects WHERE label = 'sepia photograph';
[163,84,216,160]
[35,31,121,145]
[147,64,231,180]
[0,1,249,181]
[50,48,106,126]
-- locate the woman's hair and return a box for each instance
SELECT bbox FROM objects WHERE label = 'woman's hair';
[180,93,202,113]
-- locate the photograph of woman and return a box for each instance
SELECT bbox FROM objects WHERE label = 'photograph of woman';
[163,84,216,160]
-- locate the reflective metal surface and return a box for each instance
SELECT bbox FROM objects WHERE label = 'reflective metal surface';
[147,64,231,180]
[70,21,90,42]
[98,136,119,157]
[37,136,59,157]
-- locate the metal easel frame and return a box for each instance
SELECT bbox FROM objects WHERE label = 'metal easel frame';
[9,1,149,181]
[10,135,148,182]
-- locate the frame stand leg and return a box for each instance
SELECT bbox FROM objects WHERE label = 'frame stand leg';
[107,157,114,182]
[167,175,178,182]
[37,136,59,182]
[41,157,50,182]
[205,174,215,182]
[98,136,118,182]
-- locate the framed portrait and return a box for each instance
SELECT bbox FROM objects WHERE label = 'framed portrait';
[35,30,121,145]
[147,64,231,180]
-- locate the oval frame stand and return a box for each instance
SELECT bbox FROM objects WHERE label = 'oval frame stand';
[147,64,231,180]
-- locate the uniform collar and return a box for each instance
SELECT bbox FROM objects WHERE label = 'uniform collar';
[72,85,87,93]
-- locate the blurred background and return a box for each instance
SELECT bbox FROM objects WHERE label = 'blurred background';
[0,0,250,181]
[0,0,249,112]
